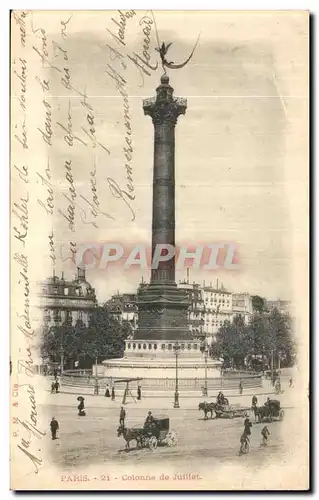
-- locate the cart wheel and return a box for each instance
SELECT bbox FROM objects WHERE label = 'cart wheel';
[148,436,158,451]
[140,435,147,448]
[166,431,177,447]
[279,410,284,421]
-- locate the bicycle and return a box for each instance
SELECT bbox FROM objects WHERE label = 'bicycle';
[239,435,250,455]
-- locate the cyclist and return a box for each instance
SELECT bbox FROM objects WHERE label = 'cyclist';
[239,431,250,454]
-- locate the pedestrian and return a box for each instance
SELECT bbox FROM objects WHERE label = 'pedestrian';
[119,406,126,427]
[55,380,60,393]
[77,396,86,416]
[239,381,243,395]
[105,384,110,397]
[50,417,59,440]
[51,381,55,394]
[261,425,270,445]
[137,384,141,401]
[111,386,115,401]
[244,417,252,437]
[252,395,258,408]
[289,377,293,388]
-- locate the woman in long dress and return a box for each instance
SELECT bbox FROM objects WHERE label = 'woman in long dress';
[105,384,110,397]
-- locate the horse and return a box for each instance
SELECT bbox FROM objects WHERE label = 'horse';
[117,425,143,450]
[253,405,270,423]
[198,402,217,420]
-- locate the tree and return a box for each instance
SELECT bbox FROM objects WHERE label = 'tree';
[265,308,296,368]
[210,308,296,371]
[252,295,266,314]
[40,308,131,370]
[81,307,131,367]
[211,315,249,369]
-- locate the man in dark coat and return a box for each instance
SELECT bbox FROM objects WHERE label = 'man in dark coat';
[111,386,115,400]
[144,411,154,429]
[50,417,59,440]
[137,384,141,401]
[51,381,55,393]
[252,395,258,408]
[119,407,126,427]
[244,417,252,436]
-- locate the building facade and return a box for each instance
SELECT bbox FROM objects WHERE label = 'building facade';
[265,299,291,314]
[38,268,97,329]
[104,292,138,331]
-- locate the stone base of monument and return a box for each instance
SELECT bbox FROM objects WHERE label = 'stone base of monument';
[102,339,222,391]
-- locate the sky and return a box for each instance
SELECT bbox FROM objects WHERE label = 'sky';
[18,10,308,305]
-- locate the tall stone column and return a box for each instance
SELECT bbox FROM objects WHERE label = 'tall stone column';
[143,74,186,284]
[136,75,190,341]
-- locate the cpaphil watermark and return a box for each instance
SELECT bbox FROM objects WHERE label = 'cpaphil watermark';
[72,242,240,271]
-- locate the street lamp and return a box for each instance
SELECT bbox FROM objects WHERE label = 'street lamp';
[59,345,64,376]
[204,346,208,397]
[173,343,180,408]
[94,356,99,395]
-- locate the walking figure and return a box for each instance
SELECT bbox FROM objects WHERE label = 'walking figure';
[289,377,293,388]
[54,379,60,393]
[51,381,55,394]
[77,396,86,416]
[137,384,141,401]
[261,425,270,446]
[119,406,126,427]
[239,381,243,395]
[252,395,258,409]
[105,384,110,397]
[111,386,115,401]
[50,417,59,440]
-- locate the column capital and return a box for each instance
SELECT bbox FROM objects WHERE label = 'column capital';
[143,74,187,126]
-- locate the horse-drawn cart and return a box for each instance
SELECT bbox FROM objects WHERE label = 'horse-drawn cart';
[199,402,249,419]
[214,403,249,419]
[118,416,177,451]
[254,399,284,423]
[141,416,177,450]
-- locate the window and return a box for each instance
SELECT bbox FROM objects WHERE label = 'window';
[193,344,198,350]
[143,343,147,350]
[181,343,185,350]
[133,343,136,349]
[138,343,141,349]
[187,343,192,350]
[161,344,166,350]
[153,344,157,350]
[168,344,172,350]
[128,343,131,349]
[64,288,69,296]
[148,344,152,350]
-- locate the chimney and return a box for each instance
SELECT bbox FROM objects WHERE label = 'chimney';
[187,267,190,284]
[61,271,64,280]
[77,266,86,282]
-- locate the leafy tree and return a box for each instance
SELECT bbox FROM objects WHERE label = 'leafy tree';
[252,295,266,314]
[211,307,296,371]
[41,309,131,369]
[265,308,296,368]
[211,315,249,369]
[81,307,131,367]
